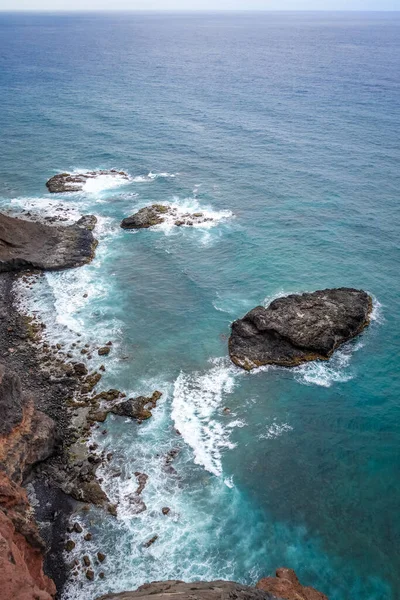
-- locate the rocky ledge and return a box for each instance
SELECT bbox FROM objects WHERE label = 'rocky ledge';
[46,170,129,193]
[120,205,213,229]
[96,570,328,600]
[229,288,372,370]
[0,213,98,272]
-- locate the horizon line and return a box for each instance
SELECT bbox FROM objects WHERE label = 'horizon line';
[1,8,399,12]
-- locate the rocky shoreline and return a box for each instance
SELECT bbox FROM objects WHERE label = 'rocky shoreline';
[0,179,333,600]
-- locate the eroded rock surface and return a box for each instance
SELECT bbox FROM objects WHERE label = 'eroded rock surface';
[0,473,56,600]
[120,205,213,229]
[0,364,57,483]
[229,288,372,370]
[257,568,328,600]
[111,391,162,421]
[46,170,129,193]
[96,580,280,600]
[0,213,98,272]
[0,364,57,599]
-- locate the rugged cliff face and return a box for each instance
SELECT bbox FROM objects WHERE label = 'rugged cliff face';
[257,568,328,600]
[95,573,328,600]
[0,363,57,482]
[0,472,56,600]
[0,363,57,600]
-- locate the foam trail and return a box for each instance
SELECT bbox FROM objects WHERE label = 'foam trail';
[171,358,240,476]
[131,172,177,182]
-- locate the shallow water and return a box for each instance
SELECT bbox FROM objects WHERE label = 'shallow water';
[1,11,400,600]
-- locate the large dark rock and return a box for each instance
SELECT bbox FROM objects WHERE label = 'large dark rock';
[46,170,129,193]
[111,391,162,421]
[229,288,372,370]
[0,213,98,272]
[121,205,170,229]
[96,580,280,600]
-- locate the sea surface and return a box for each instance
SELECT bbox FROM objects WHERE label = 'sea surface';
[1,10,400,600]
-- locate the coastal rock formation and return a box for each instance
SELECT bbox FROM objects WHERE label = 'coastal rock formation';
[229,288,372,370]
[111,391,162,421]
[0,364,57,483]
[46,170,129,193]
[0,213,98,272]
[0,473,56,600]
[0,364,57,599]
[96,580,280,600]
[120,205,213,229]
[257,568,328,600]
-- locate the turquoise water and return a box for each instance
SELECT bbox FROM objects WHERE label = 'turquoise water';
[1,11,400,600]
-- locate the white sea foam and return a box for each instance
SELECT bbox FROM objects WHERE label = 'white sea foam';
[171,358,240,477]
[13,214,122,359]
[131,171,177,182]
[9,196,83,223]
[151,196,234,234]
[259,421,293,440]
[67,169,131,194]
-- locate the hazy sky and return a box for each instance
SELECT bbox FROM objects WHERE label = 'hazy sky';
[1,0,399,11]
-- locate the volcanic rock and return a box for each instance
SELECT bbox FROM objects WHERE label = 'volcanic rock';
[257,568,328,600]
[0,364,57,482]
[120,205,214,230]
[111,391,162,421]
[96,580,282,600]
[0,472,56,599]
[229,288,372,370]
[0,212,98,272]
[46,170,129,193]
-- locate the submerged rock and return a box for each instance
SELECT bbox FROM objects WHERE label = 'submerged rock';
[120,204,214,229]
[0,212,98,272]
[257,568,328,600]
[46,170,129,193]
[229,288,372,370]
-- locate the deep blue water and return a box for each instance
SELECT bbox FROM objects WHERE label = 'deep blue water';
[1,11,400,600]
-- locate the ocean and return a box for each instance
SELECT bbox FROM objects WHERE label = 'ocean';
[0,10,399,600]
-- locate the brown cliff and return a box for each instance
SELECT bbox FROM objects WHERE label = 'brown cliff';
[0,363,57,599]
[257,568,328,600]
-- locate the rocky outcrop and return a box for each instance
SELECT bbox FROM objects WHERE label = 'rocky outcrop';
[46,170,129,193]
[0,364,57,599]
[0,472,56,600]
[120,205,213,229]
[96,580,280,600]
[0,364,57,483]
[257,568,328,600]
[111,391,162,422]
[229,288,372,370]
[0,213,98,272]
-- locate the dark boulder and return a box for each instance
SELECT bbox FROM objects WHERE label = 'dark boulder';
[0,213,98,272]
[46,170,129,193]
[229,288,372,370]
[111,391,162,421]
[120,205,169,229]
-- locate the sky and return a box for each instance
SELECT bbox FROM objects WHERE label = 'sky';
[0,0,399,11]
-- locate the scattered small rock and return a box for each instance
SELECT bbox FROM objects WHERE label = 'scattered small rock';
[65,540,76,552]
[143,535,158,548]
